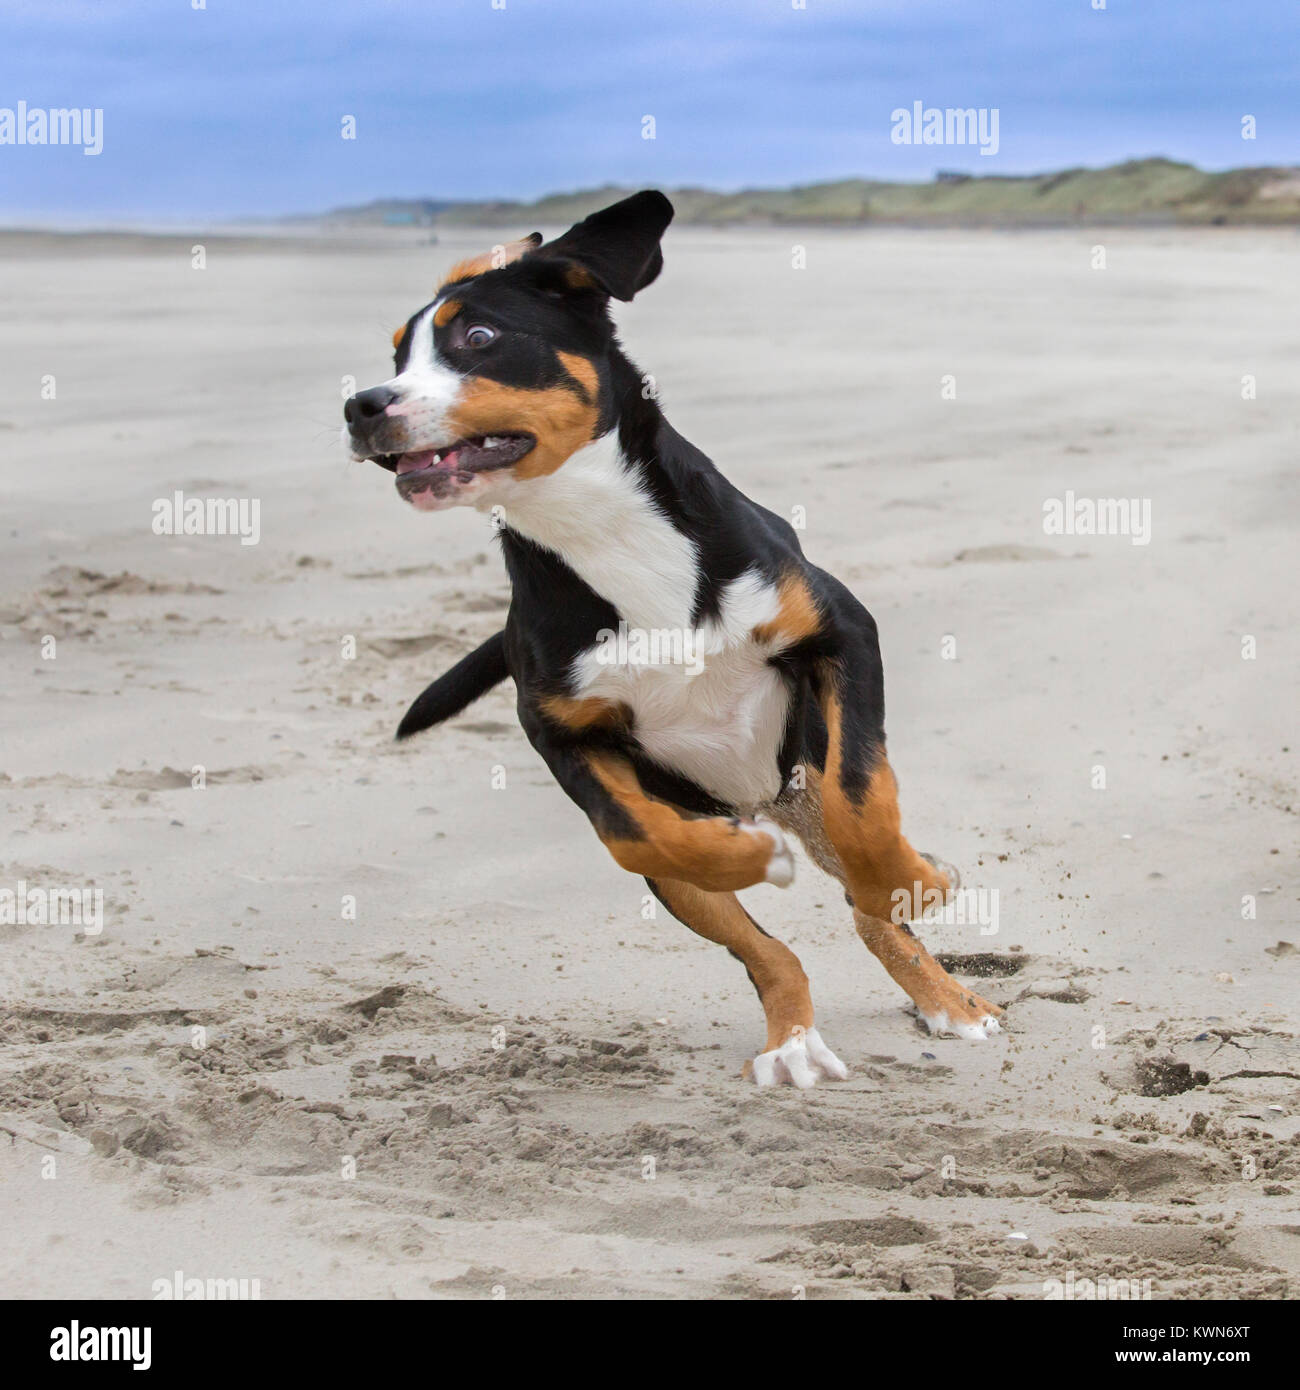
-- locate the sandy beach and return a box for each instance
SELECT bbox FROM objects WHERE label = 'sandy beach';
[1,223,1297,1299]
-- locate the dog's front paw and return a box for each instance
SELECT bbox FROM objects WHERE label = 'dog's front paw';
[750,1026,848,1089]
[737,814,795,887]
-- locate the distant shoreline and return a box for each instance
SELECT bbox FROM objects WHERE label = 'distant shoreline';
[3,220,1298,247]
[317,158,1300,231]
[6,157,1300,235]
[2,159,1300,234]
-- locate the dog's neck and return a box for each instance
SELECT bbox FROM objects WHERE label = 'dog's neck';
[496,349,764,635]
[497,427,701,633]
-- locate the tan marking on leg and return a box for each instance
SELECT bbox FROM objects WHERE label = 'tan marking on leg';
[853,908,1003,1030]
[752,571,824,648]
[586,752,778,892]
[653,880,813,1054]
[762,719,998,1032]
[819,690,946,920]
[445,375,599,480]
[539,694,630,733]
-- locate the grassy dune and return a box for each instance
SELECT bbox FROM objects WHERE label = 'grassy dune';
[330,159,1300,229]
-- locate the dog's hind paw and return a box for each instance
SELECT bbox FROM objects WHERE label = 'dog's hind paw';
[918,988,1005,1040]
[739,814,795,887]
[921,1010,1002,1040]
[750,1026,848,1089]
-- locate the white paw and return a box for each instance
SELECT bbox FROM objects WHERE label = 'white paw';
[920,1010,1002,1040]
[752,1026,848,1089]
[740,814,795,887]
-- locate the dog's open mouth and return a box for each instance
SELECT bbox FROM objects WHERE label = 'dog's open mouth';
[372,433,536,501]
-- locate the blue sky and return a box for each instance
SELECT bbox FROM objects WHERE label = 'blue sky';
[1,0,1297,223]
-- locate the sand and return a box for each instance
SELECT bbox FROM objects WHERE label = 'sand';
[0,224,1296,1299]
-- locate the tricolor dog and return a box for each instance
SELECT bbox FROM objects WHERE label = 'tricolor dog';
[344,191,1003,1088]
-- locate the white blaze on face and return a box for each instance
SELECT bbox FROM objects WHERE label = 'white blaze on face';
[382,303,466,441]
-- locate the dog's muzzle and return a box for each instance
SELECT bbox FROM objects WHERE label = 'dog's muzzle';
[343,385,400,457]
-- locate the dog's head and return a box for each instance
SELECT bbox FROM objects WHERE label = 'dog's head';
[345,190,673,512]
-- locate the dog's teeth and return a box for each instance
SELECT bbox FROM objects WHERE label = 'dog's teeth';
[483,436,503,448]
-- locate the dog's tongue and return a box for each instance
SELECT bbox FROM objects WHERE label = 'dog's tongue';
[397,448,458,475]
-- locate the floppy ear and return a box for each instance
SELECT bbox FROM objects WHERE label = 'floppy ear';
[534,190,674,301]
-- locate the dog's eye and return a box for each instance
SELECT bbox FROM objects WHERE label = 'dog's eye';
[465,325,496,348]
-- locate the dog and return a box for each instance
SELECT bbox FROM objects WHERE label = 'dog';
[344,191,1003,1088]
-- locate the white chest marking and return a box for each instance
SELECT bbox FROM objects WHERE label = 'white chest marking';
[488,433,699,632]
[574,568,793,810]
[496,434,793,808]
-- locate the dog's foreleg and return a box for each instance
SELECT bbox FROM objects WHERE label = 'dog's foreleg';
[647,878,846,1088]
[581,751,795,891]
[523,713,796,892]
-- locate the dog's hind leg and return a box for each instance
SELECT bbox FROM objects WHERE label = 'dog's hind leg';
[817,682,1003,1038]
[647,878,847,1089]
[767,764,998,1036]
[789,581,1004,1039]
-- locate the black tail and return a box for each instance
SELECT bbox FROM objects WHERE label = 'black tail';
[395,630,509,740]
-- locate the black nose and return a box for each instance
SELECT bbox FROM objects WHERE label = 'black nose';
[344,385,398,426]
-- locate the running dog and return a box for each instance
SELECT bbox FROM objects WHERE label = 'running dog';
[344,191,1003,1088]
